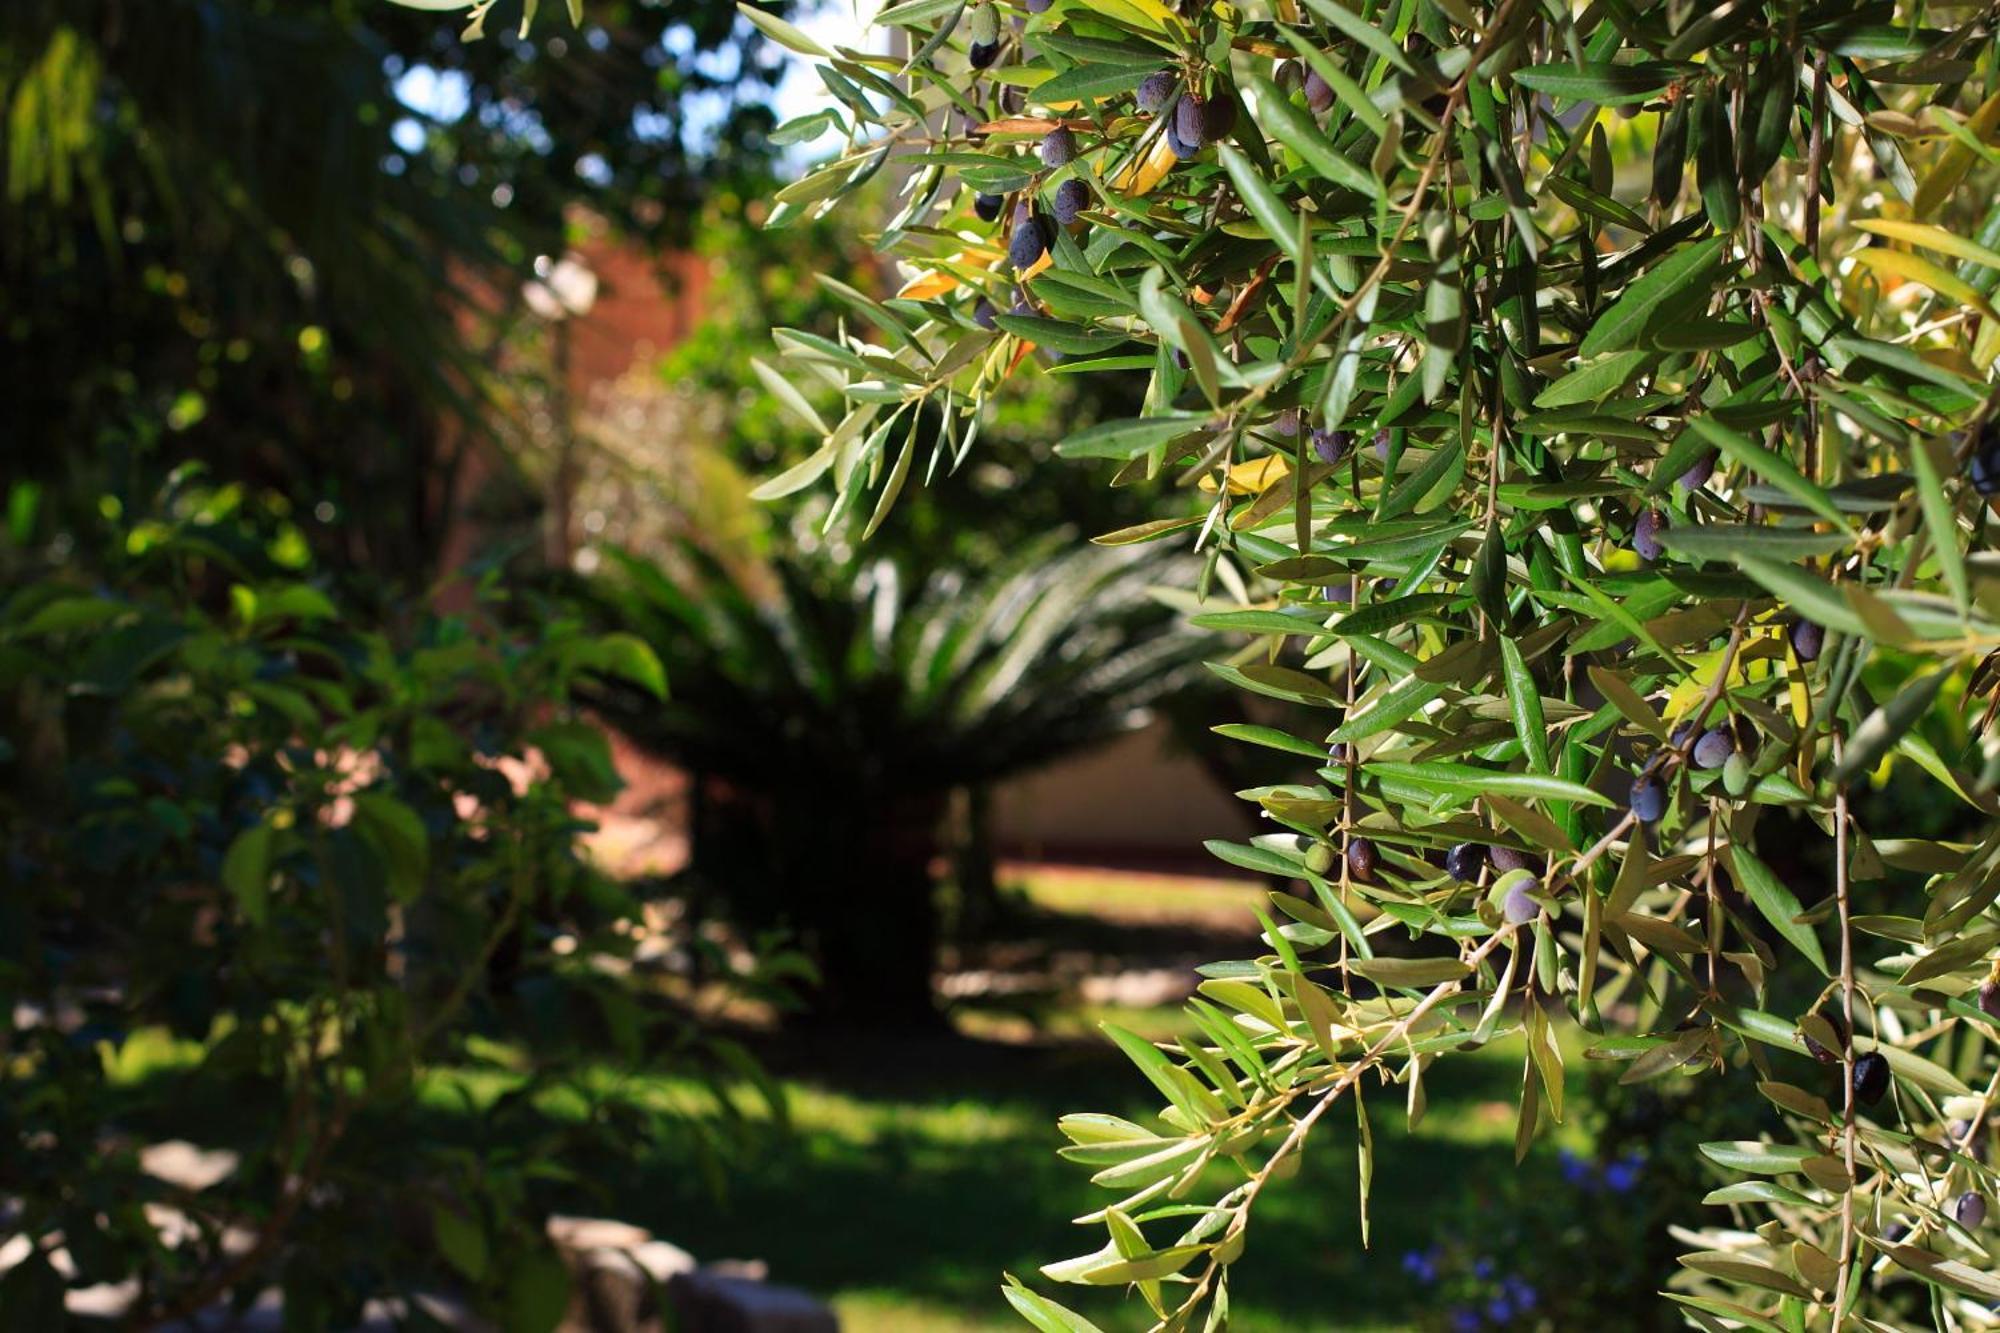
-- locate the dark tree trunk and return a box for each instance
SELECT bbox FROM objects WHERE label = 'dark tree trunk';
[694,780,948,1029]
[804,792,946,1027]
[949,784,1000,943]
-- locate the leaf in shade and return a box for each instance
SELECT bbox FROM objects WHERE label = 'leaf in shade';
[1580,237,1727,356]
[1656,524,1853,562]
[1686,416,1849,529]
[1510,61,1681,105]
[1533,349,1653,408]
[1055,414,1207,459]
[1349,957,1471,988]
[1726,845,1829,976]
[1498,635,1552,774]
[1908,435,1969,617]
[1588,666,1669,741]
[221,823,274,927]
[1835,666,1952,783]
[1731,555,1870,638]
[992,314,1131,356]
[1695,89,1740,232]
[1298,0,1415,74]
[1241,74,1383,198]
[1036,64,1165,104]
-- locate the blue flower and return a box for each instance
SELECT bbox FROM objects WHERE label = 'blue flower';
[1401,1248,1438,1283]
[1558,1148,1592,1188]
[1604,1155,1644,1193]
[1447,1308,1481,1333]
[1472,1256,1495,1279]
[1503,1275,1538,1311]
[1486,1297,1514,1323]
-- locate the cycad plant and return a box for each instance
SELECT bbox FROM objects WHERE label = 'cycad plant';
[590,535,1212,1025]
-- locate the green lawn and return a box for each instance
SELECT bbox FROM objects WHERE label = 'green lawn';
[109,867,1600,1332]
[636,1035,1575,1333]
[447,868,1590,1332]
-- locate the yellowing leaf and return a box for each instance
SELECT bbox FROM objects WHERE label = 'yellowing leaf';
[1198,455,1292,495]
[1116,134,1179,200]
[1916,91,2000,218]
[896,269,963,300]
[1849,246,1999,323]
[1853,218,2000,272]
[1091,0,1175,29]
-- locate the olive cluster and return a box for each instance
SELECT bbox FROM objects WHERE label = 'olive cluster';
[959,29,1264,324]
[1306,818,1548,926]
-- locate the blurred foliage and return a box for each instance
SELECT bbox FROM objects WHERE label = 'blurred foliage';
[1,0,791,589]
[584,534,1214,1024]
[0,465,799,1324]
[654,185,1171,570]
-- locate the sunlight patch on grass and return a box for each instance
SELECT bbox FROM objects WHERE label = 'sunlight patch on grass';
[1007,864,1264,925]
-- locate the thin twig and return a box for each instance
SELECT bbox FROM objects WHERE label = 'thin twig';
[1831,733,1859,1325]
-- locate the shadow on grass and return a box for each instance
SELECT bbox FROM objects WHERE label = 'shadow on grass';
[534,1029,1553,1331]
[107,1017,1576,1332]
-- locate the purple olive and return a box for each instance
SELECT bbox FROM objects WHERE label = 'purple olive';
[1303,67,1334,114]
[1633,507,1666,561]
[969,39,1001,69]
[1972,446,2000,497]
[1136,70,1177,115]
[1969,420,2000,496]
[1445,842,1485,882]
[1693,726,1734,770]
[1501,879,1539,925]
[1274,407,1300,437]
[1955,1191,1987,1228]
[1950,1119,1991,1163]
[1026,0,1053,11]
[1174,95,1206,150]
[1679,449,1717,490]
[1040,126,1077,168]
[1052,178,1090,226]
[1008,204,1047,270]
[1346,836,1378,882]
[1327,741,1353,764]
[1489,846,1533,874]
[1312,428,1350,465]
[1166,123,1200,160]
[1322,583,1355,604]
[1789,618,1824,663]
[1981,979,2000,1021]
[1201,95,1237,142]
[973,191,1004,222]
[973,300,997,330]
[1801,1009,1846,1065]
[1853,1051,1891,1106]
[1629,775,1665,823]
[1372,428,1393,461]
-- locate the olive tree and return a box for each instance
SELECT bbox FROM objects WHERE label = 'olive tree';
[739,0,2000,1326]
